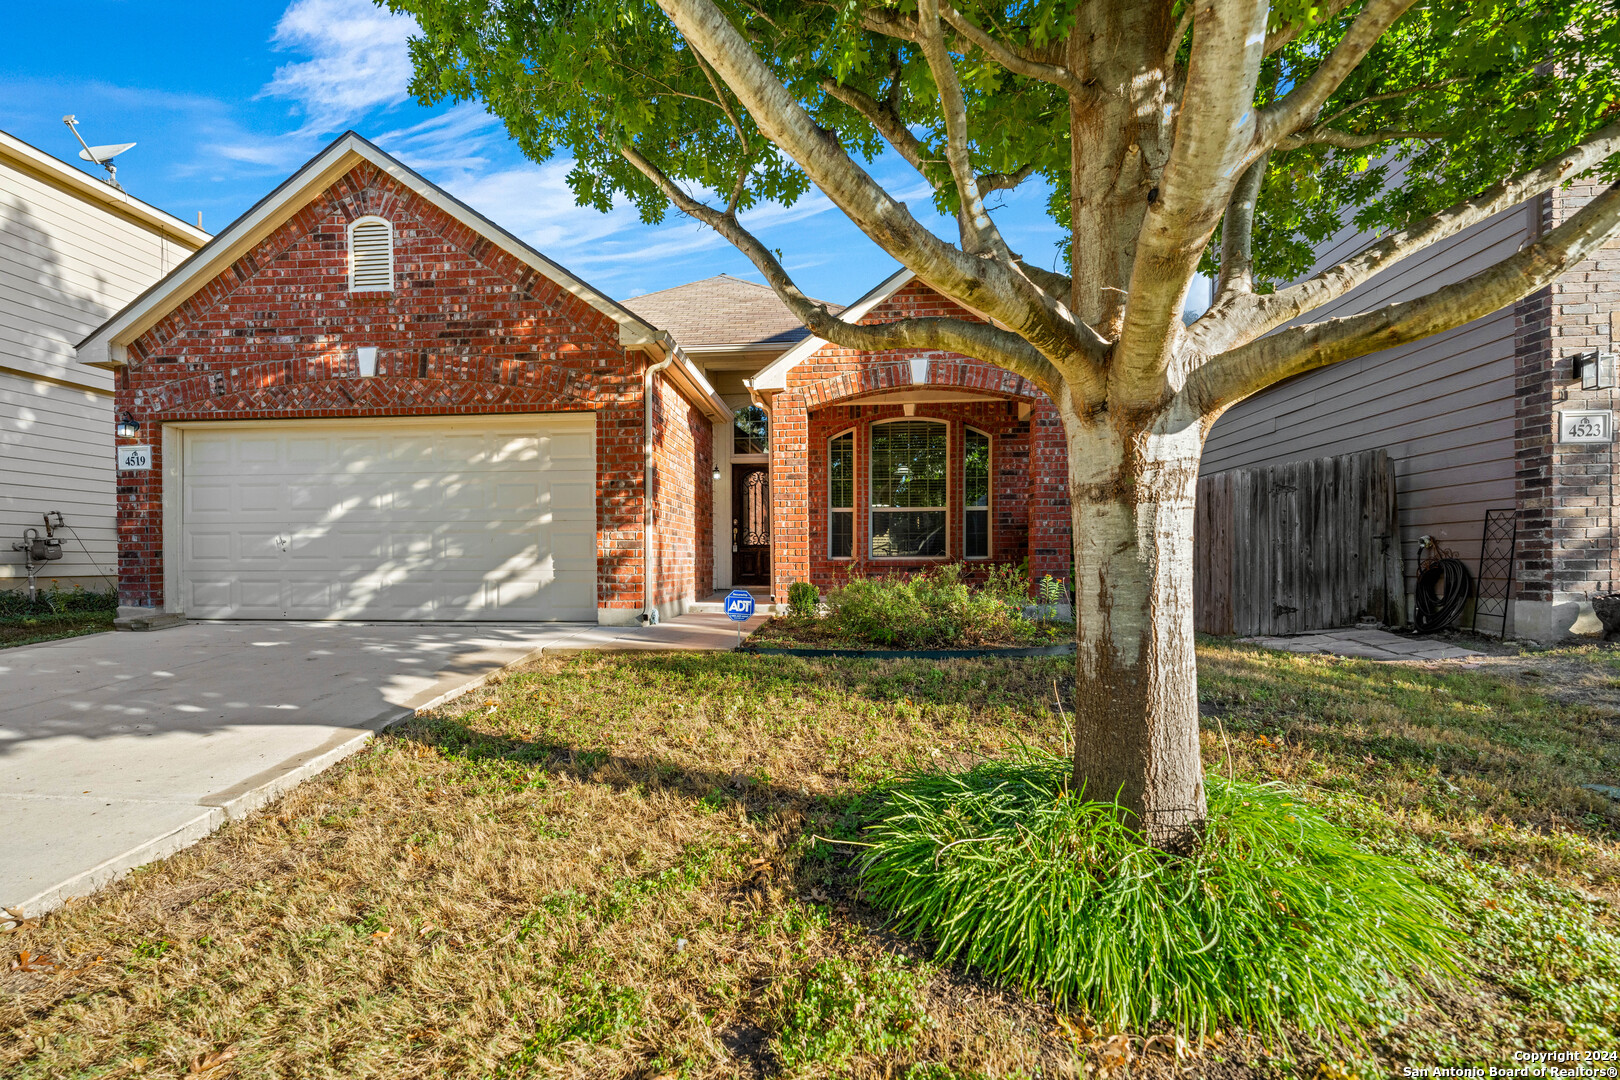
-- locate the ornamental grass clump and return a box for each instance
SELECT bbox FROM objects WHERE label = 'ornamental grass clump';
[860,750,1462,1041]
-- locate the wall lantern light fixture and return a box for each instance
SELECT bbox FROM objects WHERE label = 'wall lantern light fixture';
[1573,350,1617,391]
[712,464,722,482]
[115,411,140,439]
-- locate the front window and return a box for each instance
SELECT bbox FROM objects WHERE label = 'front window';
[734,404,769,454]
[870,420,946,558]
[829,431,855,558]
[965,429,990,558]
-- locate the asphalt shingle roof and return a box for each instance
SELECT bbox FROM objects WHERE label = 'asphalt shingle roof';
[623,274,841,348]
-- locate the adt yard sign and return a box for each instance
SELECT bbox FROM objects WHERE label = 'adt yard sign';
[724,589,756,621]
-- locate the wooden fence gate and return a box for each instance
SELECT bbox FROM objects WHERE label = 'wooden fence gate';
[1194,448,1404,636]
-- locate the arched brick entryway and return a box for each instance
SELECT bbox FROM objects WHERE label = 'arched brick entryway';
[762,356,1070,602]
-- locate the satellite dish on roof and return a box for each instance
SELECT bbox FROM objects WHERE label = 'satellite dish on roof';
[79,142,136,163]
[61,116,133,190]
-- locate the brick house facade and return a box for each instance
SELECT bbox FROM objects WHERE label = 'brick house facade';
[749,274,1071,602]
[80,133,728,625]
[77,134,1077,626]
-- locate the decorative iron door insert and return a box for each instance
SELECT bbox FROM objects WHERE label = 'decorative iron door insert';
[732,465,771,586]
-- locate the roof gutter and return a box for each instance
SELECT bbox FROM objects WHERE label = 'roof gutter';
[651,334,732,422]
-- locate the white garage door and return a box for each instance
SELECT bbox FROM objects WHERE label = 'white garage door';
[179,415,597,621]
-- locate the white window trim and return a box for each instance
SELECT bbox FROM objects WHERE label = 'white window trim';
[828,427,856,560]
[868,417,949,561]
[965,426,992,560]
[348,215,394,293]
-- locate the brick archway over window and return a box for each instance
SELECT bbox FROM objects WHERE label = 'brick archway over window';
[764,354,1067,603]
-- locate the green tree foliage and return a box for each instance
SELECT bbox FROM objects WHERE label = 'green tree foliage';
[390,0,1618,287]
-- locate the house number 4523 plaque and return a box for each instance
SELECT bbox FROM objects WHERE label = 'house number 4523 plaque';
[1559,410,1613,444]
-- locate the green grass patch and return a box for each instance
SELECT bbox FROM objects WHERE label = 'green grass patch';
[772,955,933,1072]
[6,646,1618,1077]
[861,749,1462,1042]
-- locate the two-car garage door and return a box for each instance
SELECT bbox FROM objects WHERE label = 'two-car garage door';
[178,415,596,621]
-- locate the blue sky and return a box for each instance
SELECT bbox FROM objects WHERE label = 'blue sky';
[0,0,1071,306]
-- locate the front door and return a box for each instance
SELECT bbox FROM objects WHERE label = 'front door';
[732,465,770,586]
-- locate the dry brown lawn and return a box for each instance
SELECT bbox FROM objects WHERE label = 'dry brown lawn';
[2,644,1617,1078]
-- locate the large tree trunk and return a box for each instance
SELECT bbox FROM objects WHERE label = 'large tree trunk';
[1063,398,1208,851]
[1067,3,1173,337]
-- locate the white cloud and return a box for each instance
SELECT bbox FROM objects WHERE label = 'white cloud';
[261,0,419,135]
[373,103,503,177]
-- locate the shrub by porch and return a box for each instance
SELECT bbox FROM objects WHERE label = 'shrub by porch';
[751,564,1073,649]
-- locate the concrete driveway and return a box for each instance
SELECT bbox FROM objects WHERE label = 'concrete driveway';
[0,614,759,919]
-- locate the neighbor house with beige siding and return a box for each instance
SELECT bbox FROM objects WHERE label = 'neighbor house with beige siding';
[1204,180,1620,643]
[1,129,208,593]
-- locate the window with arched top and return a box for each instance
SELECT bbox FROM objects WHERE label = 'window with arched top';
[348,216,394,292]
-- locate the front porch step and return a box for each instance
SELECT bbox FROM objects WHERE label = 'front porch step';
[688,601,787,616]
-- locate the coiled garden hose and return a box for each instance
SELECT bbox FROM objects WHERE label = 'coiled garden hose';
[1414,558,1472,633]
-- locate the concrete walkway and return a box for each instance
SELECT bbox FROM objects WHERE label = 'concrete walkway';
[1243,627,1482,661]
[0,613,760,920]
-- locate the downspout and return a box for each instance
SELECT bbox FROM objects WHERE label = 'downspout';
[643,349,675,624]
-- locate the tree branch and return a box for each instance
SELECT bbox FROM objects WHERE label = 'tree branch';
[819,78,931,174]
[1263,0,1356,56]
[1013,258,1071,300]
[1165,1,1195,70]
[1276,127,1445,151]
[1314,76,1474,128]
[617,141,1066,398]
[819,79,1034,200]
[1214,151,1269,299]
[979,162,1035,194]
[1257,0,1418,152]
[653,0,1104,373]
[1192,119,1620,355]
[1189,182,1620,413]
[917,0,1011,257]
[1111,0,1269,407]
[936,2,1083,92]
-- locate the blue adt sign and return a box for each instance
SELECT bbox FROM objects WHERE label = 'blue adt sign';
[724,589,756,621]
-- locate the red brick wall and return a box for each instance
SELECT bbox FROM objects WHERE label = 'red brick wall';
[113,162,650,614]
[767,278,1070,601]
[806,401,1030,587]
[649,371,714,606]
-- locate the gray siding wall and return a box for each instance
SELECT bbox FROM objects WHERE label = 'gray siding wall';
[1,151,195,590]
[1203,199,1537,592]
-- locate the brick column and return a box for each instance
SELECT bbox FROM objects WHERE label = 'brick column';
[1026,399,1070,591]
[769,390,810,604]
[1513,184,1620,640]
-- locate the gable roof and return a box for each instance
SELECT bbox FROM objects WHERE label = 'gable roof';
[77,131,664,367]
[748,268,915,391]
[623,274,841,350]
[0,127,210,249]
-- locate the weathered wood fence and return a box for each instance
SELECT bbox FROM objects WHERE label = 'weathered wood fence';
[1194,449,1404,636]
